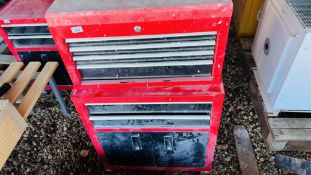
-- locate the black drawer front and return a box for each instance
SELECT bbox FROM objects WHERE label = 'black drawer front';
[12,38,55,48]
[18,51,72,85]
[3,26,50,36]
[97,133,155,166]
[97,132,208,167]
[154,132,208,167]
[79,64,212,80]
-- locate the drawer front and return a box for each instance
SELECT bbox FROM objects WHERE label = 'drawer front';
[79,64,212,80]
[3,24,55,48]
[153,132,208,167]
[97,132,155,166]
[97,132,208,167]
[66,32,216,81]
[2,25,50,36]
[18,51,72,85]
[88,103,212,128]
[11,38,55,48]
[92,119,210,128]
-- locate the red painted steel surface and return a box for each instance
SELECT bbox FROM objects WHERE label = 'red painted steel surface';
[0,0,53,24]
[0,0,53,61]
[0,0,72,90]
[71,82,225,171]
[46,0,233,86]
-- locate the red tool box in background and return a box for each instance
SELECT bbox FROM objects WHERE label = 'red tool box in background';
[0,0,72,89]
[46,0,232,172]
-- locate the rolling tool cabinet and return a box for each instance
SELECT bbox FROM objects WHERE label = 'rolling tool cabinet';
[71,82,225,171]
[0,0,72,89]
[45,0,232,86]
[45,0,232,172]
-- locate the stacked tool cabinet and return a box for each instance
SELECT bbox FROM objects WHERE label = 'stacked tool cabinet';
[46,0,232,172]
[0,0,72,89]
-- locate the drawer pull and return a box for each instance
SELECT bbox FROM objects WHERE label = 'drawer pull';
[164,136,174,151]
[131,134,142,151]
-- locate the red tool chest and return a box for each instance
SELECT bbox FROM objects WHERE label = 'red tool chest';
[0,0,72,89]
[71,82,225,171]
[45,0,232,172]
[46,0,232,86]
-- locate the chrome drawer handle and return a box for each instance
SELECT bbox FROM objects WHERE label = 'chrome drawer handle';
[164,135,174,151]
[131,134,142,151]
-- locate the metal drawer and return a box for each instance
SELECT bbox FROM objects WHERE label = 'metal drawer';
[97,132,208,167]
[92,119,210,128]
[2,24,50,36]
[10,37,55,48]
[79,64,212,80]
[88,103,211,128]
[3,24,55,48]
[66,32,216,81]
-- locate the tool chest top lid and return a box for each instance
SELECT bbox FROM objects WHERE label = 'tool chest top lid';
[47,0,231,14]
[0,0,53,22]
[46,0,232,26]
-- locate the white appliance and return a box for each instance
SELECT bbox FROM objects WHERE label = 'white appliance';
[252,0,311,115]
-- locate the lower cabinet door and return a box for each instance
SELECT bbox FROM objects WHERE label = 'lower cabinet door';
[97,132,155,166]
[97,132,208,168]
[152,132,208,167]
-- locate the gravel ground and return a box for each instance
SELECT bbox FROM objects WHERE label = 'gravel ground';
[1,39,310,175]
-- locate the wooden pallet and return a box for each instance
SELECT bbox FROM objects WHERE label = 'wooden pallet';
[240,38,311,152]
[0,62,58,169]
[234,125,259,175]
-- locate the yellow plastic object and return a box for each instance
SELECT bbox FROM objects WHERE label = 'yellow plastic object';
[233,0,265,38]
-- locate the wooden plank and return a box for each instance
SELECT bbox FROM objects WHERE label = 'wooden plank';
[0,100,27,169]
[4,62,41,103]
[269,118,311,129]
[17,62,58,119]
[286,141,311,152]
[272,129,311,141]
[249,77,270,140]
[0,62,23,87]
[234,125,260,175]
[266,132,287,151]
[0,54,16,65]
